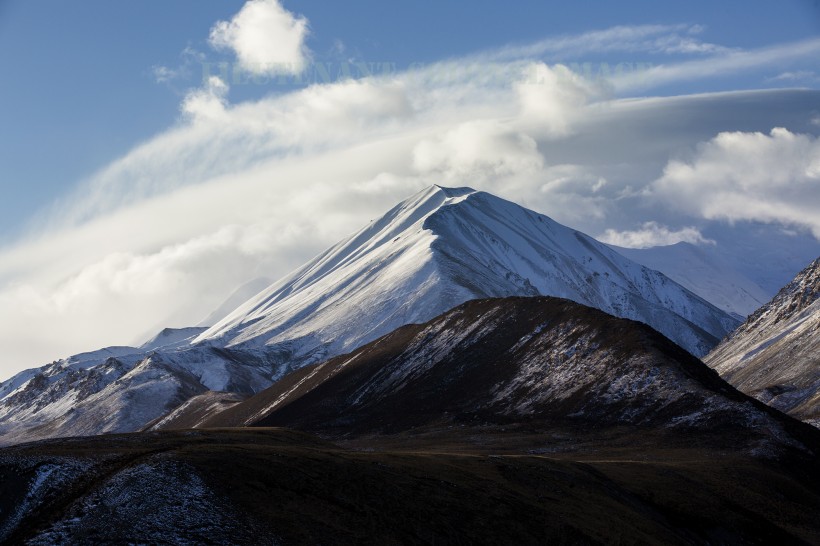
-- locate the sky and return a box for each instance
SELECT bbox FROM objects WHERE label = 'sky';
[0,0,819,379]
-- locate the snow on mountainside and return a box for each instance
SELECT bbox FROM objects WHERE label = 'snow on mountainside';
[0,342,273,446]
[196,185,738,361]
[0,185,739,446]
[611,242,771,318]
[705,257,820,427]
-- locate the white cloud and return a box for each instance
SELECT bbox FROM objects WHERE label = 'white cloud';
[488,24,729,62]
[152,65,176,84]
[181,76,230,121]
[412,120,544,181]
[599,222,715,248]
[152,47,207,86]
[2,24,820,378]
[769,70,816,82]
[652,128,820,237]
[515,63,600,135]
[209,0,310,76]
[613,37,820,92]
[34,77,414,230]
[0,221,310,368]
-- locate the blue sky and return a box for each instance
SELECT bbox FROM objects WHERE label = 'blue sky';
[0,0,818,376]
[1,0,819,238]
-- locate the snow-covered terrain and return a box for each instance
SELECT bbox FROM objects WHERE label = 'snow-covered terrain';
[197,185,738,361]
[611,242,771,318]
[705,257,820,427]
[0,185,739,445]
[0,343,274,446]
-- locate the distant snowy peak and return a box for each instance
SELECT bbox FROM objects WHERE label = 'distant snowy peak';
[196,185,738,359]
[611,242,771,318]
[0,319,282,446]
[197,277,272,328]
[141,327,209,352]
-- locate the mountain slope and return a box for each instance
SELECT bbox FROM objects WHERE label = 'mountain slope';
[611,241,771,318]
[196,185,738,362]
[200,297,804,453]
[140,327,209,352]
[0,344,273,446]
[705,257,820,426]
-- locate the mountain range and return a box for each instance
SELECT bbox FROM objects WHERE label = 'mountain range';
[0,186,741,445]
[1,186,819,543]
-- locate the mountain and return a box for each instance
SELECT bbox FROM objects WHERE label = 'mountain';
[197,297,805,446]
[0,185,739,446]
[610,241,771,318]
[0,343,273,446]
[196,185,738,362]
[3,299,819,544]
[705,257,820,427]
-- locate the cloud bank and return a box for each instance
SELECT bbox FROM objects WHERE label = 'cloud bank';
[0,5,819,379]
[652,128,820,237]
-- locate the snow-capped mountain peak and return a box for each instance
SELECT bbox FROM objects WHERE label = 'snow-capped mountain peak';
[0,185,741,445]
[195,185,738,362]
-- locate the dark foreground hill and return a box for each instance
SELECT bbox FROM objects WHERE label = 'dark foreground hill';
[1,428,820,545]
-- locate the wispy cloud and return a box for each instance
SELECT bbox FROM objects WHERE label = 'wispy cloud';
[767,70,818,82]
[151,46,207,87]
[614,37,820,91]
[487,24,731,62]
[600,222,715,248]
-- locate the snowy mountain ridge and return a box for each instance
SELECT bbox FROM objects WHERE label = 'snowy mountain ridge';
[0,185,740,445]
[196,185,737,361]
[0,337,274,446]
